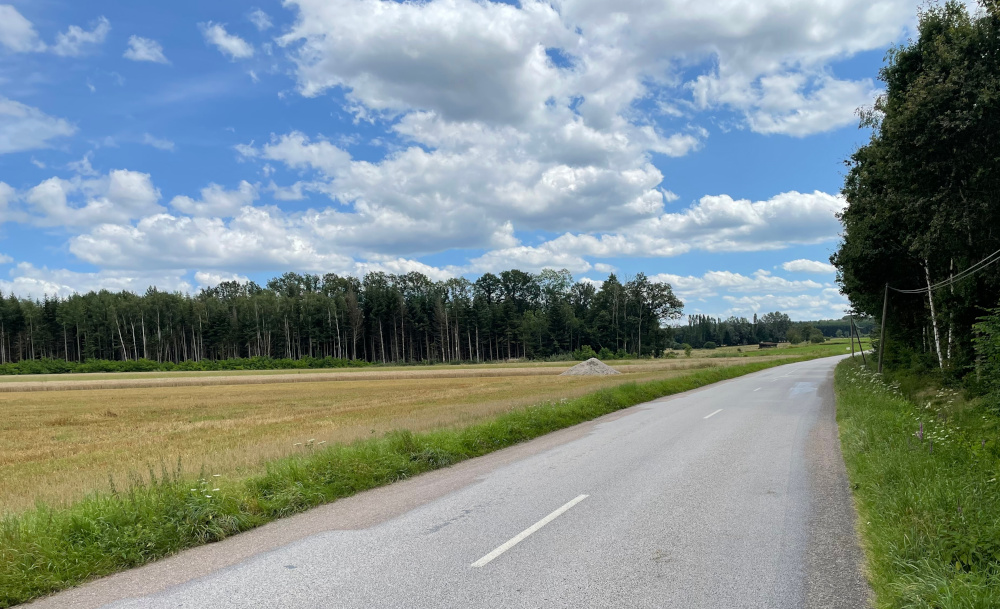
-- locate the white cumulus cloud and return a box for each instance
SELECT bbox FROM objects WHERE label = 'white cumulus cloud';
[170,181,258,217]
[124,35,169,63]
[0,97,76,154]
[19,169,163,228]
[782,259,837,274]
[52,17,110,57]
[0,263,192,299]
[195,270,251,289]
[200,22,254,60]
[0,5,45,52]
[249,9,273,31]
[650,270,846,319]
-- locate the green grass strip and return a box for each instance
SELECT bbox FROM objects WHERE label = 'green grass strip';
[2,354,821,607]
[835,359,1000,608]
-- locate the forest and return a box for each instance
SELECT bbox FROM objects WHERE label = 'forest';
[833,1,1000,375]
[670,313,872,349]
[0,269,687,367]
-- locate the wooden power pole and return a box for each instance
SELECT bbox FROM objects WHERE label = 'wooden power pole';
[878,283,889,373]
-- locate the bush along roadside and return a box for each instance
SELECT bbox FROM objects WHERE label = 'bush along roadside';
[835,359,1000,608]
[0,356,370,376]
[1,355,819,607]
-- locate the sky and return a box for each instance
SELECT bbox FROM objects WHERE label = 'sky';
[0,0,932,320]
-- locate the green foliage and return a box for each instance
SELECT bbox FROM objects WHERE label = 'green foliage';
[597,347,614,360]
[836,359,1000,607]
[572,345,598,361]
[702,341,717,350]
[787,329,803,344]
[0,269,685,370]
[0,355,825,606]
[682,343,692,357]
[973,305,1000,408]
[672,312,791,347]
[833,2,1000,373]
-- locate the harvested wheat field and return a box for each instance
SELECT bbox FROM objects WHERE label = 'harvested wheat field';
[0,351,823,514]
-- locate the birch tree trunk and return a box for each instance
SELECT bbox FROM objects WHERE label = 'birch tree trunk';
[924,260,944,369]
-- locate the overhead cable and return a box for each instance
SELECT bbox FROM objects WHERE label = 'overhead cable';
[889,247,1000,294]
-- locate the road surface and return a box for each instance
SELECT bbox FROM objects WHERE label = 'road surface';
[31,355,869,608]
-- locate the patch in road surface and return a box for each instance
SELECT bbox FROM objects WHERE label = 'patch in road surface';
[789,381,817,396]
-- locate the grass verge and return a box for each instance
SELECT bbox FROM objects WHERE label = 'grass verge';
[835,359,1000,608]
[3,354,817,607]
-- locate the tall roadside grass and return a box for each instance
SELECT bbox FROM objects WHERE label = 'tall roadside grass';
[1,356,814,607]
[835,359,1000,608]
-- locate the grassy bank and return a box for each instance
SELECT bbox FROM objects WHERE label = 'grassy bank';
[835,359,1000,608]
[1,355,821,607]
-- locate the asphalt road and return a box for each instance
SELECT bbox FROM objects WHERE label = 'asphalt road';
[32,355,869,608]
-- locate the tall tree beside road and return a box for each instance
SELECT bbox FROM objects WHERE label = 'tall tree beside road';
[833,1,1000,372]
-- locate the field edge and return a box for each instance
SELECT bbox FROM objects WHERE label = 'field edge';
[2,353,830,607]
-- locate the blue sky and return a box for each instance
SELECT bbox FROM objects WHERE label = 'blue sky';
[0,0,925,319]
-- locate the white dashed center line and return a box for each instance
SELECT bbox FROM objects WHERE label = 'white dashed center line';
[704,409,723,419]
[471,495,588,568]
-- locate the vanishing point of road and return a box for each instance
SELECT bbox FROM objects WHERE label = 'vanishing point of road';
[32,355,869,608]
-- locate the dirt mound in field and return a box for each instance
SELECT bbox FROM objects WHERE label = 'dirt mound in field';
[560,358,621,376]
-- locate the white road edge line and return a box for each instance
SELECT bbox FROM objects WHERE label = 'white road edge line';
[471,495,588,568]
[704,409,723,419]
[753,387,761,392]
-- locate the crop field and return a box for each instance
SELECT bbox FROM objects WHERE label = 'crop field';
[0,341,861,514]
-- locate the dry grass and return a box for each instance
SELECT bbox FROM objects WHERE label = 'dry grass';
[0,348,830,514]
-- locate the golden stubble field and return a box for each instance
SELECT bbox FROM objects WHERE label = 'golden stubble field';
[0,346,841,514]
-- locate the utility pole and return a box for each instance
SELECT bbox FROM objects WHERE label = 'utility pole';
[851,314,867,368]
[878,283,889,373]
[849,313,855,359]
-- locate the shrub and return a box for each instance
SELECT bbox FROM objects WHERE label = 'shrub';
[597,347,614,361]
[973,305,1000,409]
[0,356,370,377]
[682,343,692,357]
[572,345,598,361]
[703,341,717,350]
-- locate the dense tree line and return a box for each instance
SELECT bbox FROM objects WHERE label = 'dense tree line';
[833,1,1000,373]
[671,312,792,348]
[670,314,874,349]
[0,269,684,366]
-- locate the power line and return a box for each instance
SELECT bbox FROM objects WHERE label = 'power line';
[889,247,1000,294]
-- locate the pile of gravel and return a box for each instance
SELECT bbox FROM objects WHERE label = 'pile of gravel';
[560,358,621,376]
